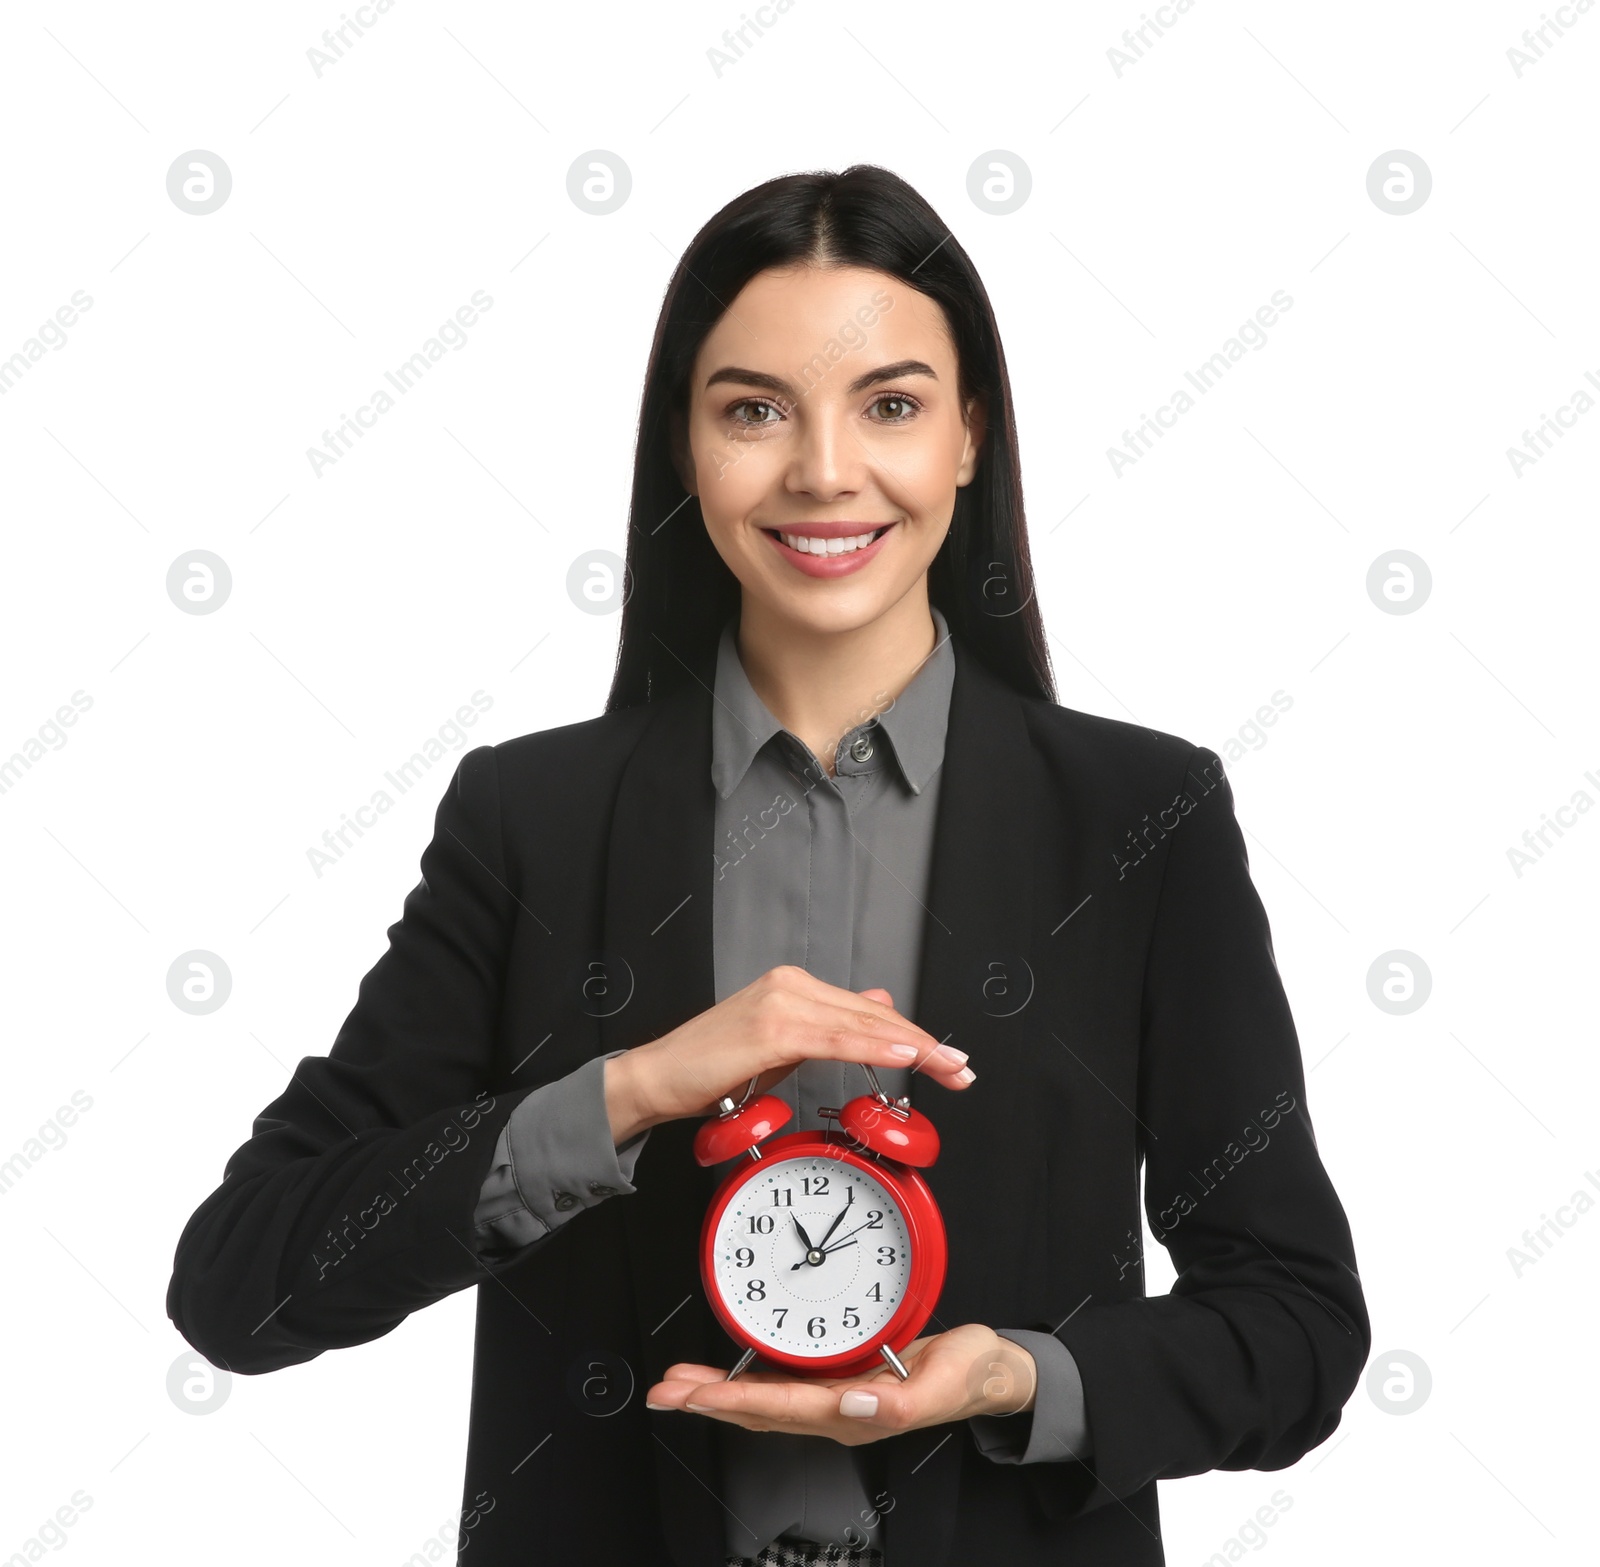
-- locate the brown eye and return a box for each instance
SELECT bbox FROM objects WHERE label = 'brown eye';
[870,395,918,422]
[730,399,781,426]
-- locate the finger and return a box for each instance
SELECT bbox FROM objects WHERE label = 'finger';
[806,978,923,1030]
[764,972,973,1087]
[646,1371,743,1410]
[904,1039,975,1088]
[647,1361,798,1410]
[644,1381,697,1410]
[837,1385,891,1422]
[680,1375,841,1428]
[787,970,928,1042]
[658,1362,757,1383]
[801,999,974,1086]
[833,1339,967,1429]
[688,1371,927,1434]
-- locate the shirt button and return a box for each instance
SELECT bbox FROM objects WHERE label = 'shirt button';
[588,1182,618,1197]
[552,1191,577,1211]
[849,736,874,763]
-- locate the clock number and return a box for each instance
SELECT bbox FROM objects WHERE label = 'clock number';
[734,1247,754,1268]
[866,1282,882,1301]
[865,1209,884,1229]
[807,1315,826,1339]
[746,1279,766,1300]
[771,1308,787,1328]
[771,1188,792,1206]
[876,1245,897,1265]
[842,1306,860,1329]
[801,1175,830,1195]
[748,1214,774,1234]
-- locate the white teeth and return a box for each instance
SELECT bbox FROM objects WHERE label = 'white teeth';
[778,529,881,555]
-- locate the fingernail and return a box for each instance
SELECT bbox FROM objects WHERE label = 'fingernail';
[685,1402,715,1412]
[646,1401,672,1410]
[954,1067,975,1085]
[938,1046,968,1065]
[888,1044,919,1060]
[839,1390,879,1418]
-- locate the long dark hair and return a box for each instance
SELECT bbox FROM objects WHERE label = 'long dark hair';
[604,163,1055,711]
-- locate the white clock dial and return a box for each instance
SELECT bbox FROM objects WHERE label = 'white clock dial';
[712,1154,913,1360]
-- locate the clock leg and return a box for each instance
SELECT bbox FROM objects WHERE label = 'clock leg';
[879,1343,910,1381]
[725,1346,759,1381]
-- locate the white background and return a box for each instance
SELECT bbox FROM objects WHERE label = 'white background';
[1,1,1595,1562]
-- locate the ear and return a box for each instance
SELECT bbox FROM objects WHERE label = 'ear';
[670,404,699,497]
[956,394,987,488]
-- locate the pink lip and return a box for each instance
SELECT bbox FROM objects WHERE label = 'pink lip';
[763,523,895,578]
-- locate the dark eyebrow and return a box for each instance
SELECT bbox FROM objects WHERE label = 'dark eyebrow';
[704,366,793,395]
[703,359,939,398]
[846,358,938,394]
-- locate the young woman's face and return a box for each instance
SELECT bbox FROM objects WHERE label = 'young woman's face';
[681,264,984,636]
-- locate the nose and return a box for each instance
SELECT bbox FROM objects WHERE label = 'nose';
[783,403,867,503]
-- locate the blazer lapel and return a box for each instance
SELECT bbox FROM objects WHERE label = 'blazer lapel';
[878,642,1040,1565]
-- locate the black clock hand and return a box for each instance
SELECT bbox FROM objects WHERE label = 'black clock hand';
[788,1189,863,1270]
[790,1214,816,1253]
[812,1186,853,1251]
[791,1214,877,1269]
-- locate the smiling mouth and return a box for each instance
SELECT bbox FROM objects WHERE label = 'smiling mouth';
[762,524,894,557]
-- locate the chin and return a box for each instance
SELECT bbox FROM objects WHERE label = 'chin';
[769,593,900,636]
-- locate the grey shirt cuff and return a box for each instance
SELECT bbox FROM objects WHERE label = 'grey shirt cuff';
[472,1048,651,1255]
[967,1328,1092,1464]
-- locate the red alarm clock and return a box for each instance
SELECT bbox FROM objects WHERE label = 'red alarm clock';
[694,1066,947,1383]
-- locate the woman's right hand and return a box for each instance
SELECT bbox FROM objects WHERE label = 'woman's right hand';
[603,964,974,1145]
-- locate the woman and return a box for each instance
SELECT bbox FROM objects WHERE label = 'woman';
[168,165,1369,1567]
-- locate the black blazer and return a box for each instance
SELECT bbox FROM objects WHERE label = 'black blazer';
[167,634,1369,1567]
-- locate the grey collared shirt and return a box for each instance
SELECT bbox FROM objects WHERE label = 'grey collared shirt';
[707,606,946,1559]
[471,604,1088,1556]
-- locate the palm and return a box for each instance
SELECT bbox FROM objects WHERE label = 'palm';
[648,1325,1034,1445]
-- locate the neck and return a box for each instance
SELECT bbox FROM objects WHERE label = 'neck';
[735,590,939,777]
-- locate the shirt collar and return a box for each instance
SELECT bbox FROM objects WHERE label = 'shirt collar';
[710,604,955,800]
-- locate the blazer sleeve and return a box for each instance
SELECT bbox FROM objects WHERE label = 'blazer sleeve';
[166,745,573,1375]
[1044,744,1370,1517]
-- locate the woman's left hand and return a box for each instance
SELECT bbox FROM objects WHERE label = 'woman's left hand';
[644,1323,1036,1445]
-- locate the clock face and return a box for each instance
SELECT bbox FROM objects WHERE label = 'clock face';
[710,1153,914,1362]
